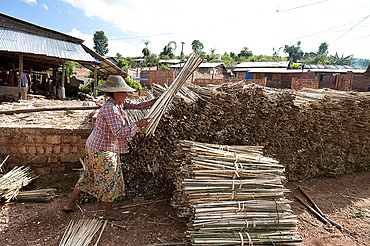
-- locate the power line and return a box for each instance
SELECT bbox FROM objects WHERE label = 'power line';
[276,0,329,12]
[336,14,370,40]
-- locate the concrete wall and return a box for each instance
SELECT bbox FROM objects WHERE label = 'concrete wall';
[0,127,90,174]
[0,86,27,99]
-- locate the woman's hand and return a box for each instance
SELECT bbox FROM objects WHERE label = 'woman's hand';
[136,118,150,127]
[145,98,157,109]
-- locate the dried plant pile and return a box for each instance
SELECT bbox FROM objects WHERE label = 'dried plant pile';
[59,219,103,246]
[0,166,38,202]
[17,188,56,202]
[173,140,301,245]
[145,52,203,135]
[121,82,370,198]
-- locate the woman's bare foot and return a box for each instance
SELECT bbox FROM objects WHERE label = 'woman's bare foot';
[103,210,122,220]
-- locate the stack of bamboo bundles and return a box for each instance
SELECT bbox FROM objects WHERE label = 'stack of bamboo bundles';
[0,166,38,202]
[174,140,301,245]
[145,52,203,135]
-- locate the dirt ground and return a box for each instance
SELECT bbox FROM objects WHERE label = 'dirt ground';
[0,170,369,246]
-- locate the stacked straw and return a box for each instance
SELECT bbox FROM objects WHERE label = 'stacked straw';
[173,140,301,245]
[145,52,203,135]
[17,188,56,202]
[0,166,38,202]
[59,219,103,246]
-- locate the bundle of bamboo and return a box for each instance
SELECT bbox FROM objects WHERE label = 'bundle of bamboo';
[59,219,104,246]
[173,140,301,245]
[144,52,203,135]
[17,188,56,202]
[0,166,38,202]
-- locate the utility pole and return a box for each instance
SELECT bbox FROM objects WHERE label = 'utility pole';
[180,42,185,68]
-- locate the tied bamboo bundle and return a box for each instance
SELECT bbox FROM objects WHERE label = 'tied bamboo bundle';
[174,140,301,245]
[59,219,103,246]
[145,52,203,135]
[17,188,56,202]
[0,166,38,202]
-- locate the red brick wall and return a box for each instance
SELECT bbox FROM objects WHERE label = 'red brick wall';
[291,77,319,90]
[193,78,267,87]
[0,127,90,174]
[352,74,370,91]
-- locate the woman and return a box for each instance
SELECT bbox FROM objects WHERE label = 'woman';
[63,75,155,220]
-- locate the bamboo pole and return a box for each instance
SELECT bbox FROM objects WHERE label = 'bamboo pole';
[0,105,100,115]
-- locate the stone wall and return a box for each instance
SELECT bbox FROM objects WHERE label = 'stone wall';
[291,77,319,90]
[0,127,91,174]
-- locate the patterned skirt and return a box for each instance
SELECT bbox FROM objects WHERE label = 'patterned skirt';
[76,148,125,202]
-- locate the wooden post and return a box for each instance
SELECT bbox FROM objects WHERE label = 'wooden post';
[18,54,23,99]
[61,61,66,99]
[94,64,98,97]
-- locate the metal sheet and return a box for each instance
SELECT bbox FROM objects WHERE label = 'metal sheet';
[0,27,95,62]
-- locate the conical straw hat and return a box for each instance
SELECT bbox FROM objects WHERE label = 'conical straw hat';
[96,75,136,92]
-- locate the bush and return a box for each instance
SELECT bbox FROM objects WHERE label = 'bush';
[125,77,142,91]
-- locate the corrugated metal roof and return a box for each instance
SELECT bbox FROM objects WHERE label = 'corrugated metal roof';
[170,62,224,68]
[159,59,181,64]
[235,61,290,68]
[0,27,95,62]
[234,67,304,73]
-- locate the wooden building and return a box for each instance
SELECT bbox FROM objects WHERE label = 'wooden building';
[0,13,127,99]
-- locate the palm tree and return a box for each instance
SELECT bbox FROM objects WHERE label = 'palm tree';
[330,52,353,65]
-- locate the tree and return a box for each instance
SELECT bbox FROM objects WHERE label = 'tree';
[237,47,253,61]
[93,31,108,56]
[191,40,204,52]
[159,45,175,59]
[116,53,122,59]
[210,48,216,55]
[283,41,304,62]
[116,58,130,72]
[146,54,158,67]
[142,47,150,57]
[317,42,329,56]
[330,52,353,65]
[167,41,177,51]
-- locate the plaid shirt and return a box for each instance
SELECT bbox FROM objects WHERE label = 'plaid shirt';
[86,98,146,153]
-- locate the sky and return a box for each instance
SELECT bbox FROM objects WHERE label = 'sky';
[1,0,370,59]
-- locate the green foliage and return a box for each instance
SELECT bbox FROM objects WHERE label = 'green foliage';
[191,40,204,52]
[314,54,330,64]
[159,45,175,59]
[167,41,177,51]
[221,53,237,67]
[145,53,158,67]
[79,79,105,96]
[317,42,329,55]
[330,52,353,65]
[93,31,109,56]
[351,58,370,69]
[116,58,130,72]
[62,110,73,116]
[237,47,253,60]
[284,41,304,62]
[142,47,150,57]
[65,61,76,76]
[125,77,142,91]
[289,63,302,69]
[160,64,170,70]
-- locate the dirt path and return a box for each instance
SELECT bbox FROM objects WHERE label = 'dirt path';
[0,171,369,245]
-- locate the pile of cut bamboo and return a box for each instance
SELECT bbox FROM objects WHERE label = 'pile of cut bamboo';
[0,166,38,202]
[59,219,105,246]
[173,140,301,245]
[145,52,203,135]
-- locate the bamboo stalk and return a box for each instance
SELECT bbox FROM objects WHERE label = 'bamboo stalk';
[0,105,100,115]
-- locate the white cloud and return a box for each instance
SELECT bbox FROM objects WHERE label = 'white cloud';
[21,0,37,4]
[41,4,48,10]
[62,0,370,59]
